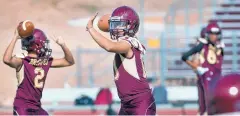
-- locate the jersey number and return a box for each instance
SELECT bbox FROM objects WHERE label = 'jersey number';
[199,49,217,64]
[207,49,217,64]
[34,67,45,88]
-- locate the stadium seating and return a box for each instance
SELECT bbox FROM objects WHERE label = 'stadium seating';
[168,0,240,78]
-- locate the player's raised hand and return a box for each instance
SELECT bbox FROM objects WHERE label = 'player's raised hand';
[50,34,65,46]
[13,28,21,40]
[86,12,98,31]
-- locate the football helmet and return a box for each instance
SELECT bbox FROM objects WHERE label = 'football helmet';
[208,73,240,115]
[21,29,52,57]
[200,27,206,38]
[109,6,140,40]
[205,22,222,40]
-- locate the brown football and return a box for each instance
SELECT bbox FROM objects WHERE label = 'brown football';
[17,20,35,38]
[97,14,110,32]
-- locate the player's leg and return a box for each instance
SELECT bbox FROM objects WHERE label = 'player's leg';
[134,95,156,115]
[37,107,49,115]
[13,109,20,116]
[118,104,128,115]
[144,100,156,115]
[197,79,206,115]
[13,107,28,115]
[14,108,48,115]
[203,79,212,114]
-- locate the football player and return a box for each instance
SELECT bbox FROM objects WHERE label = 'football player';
[3,28,74,115]
[208,73,240,115]
[191,27,207,115]
[181,22,224,115]
[86,6,156,115]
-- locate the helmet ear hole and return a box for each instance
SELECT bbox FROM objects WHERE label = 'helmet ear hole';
[130,22,139,37]
[134,23,139,31]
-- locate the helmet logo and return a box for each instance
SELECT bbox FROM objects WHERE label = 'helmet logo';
[211,27,220,33]
[110,16,121,21]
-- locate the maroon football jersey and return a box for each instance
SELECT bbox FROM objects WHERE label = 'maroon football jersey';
[14,56,53,109]
[199,44,223,90]
[113,37,152,103]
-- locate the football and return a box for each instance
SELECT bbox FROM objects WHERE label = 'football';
[97,14,110,32]
[17,20,35,38]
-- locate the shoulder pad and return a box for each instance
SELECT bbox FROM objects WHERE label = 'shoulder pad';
[128,37,140,48]
[121,37,146,54]
[14,53,26,58]
[198,38,208,44]
[216,40,225,48]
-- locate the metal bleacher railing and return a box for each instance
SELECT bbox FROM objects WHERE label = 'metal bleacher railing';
[160,0,240,85]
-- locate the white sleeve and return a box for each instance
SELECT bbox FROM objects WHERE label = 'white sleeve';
[198,37,208,44]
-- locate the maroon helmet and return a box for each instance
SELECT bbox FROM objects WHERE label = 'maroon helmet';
[205,22,222,40]
[109,6,140,40]
[208,73,240,115]
[21,29,52,57]
[200,27,206,38]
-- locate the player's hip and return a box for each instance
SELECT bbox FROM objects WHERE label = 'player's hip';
[119,96,156,115]
[13,97,41,109]
[120,91,155,108]
[13,106,48,115]
[198,71,221,83]
[119,89,153,103]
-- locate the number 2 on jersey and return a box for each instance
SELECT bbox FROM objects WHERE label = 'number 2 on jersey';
[34,67,45,88]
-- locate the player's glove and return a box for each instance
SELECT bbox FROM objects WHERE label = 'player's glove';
[196,66,209,76]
